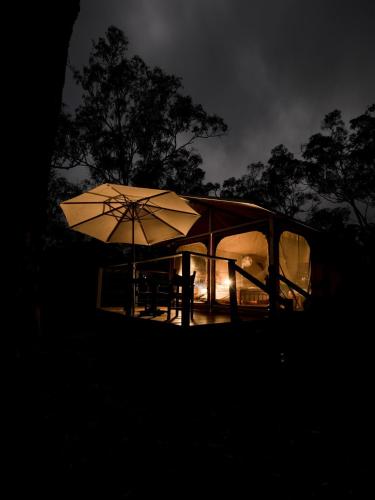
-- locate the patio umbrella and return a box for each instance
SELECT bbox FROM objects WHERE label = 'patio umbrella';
[60,183,201,313]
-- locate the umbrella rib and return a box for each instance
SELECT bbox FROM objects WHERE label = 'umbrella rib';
[67,202,131,230]
[135,190,171,204]
[144,203,200,216]
[143,206,186,236]
[63,201,198,216]
[108,185,129,198]
[90,186,170,208]
[135,211,150,245]
[105,205,131,242]
[62,201,114,204]
[108,185,169,204]
[62,190,120,203]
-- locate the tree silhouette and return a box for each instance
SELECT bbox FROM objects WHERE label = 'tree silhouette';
[44,171,86,247]
[302,104,375,236]
[55,26,227,193]
[221,145,315,218]
[221,105,375,242]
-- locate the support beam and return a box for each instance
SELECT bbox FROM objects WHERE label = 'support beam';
[233,264,269,293]
[228,260,239,323]
[208,206,214,312]
[181,251,191,328]
[268,217,280,317]
[278,274,310,298]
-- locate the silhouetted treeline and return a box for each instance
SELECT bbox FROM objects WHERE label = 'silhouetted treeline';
[221,105,375,249]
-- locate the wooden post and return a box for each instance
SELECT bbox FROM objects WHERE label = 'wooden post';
[131,207,136,317]
[208,207,214,312]
[268,216,280,317]
[207,249,212,311]
[181,251,191,328]
[228,260,239,323]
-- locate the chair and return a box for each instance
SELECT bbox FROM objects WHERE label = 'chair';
[136,273,164,316]
[167,270,196,321]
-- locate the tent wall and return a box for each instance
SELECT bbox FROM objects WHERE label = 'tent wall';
[162,197,324,311]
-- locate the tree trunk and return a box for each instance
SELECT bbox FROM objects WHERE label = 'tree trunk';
[8,1,80,342]
[7,3,80,497]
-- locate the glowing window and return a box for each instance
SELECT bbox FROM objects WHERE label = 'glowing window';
[215,231,269,305]
[279,231,311,310]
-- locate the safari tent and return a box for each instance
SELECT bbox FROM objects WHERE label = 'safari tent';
[99,194,332,326]
[167,196,316,310]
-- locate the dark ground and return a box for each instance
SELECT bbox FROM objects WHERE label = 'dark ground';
[11,296,373,499]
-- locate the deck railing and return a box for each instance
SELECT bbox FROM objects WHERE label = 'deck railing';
[98,251,239,326]
[97,251,311,324]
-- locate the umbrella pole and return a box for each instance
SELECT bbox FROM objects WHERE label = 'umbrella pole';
[131,211,136,317]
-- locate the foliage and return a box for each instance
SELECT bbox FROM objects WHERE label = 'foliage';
[305,206,351,233]
[221,104,375,244]
[221,145,316,218]
[44,171,86,248]
[54,26,227,194]
[302,104,375,233]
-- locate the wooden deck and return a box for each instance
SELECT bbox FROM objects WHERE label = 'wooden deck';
[98,305,269,327]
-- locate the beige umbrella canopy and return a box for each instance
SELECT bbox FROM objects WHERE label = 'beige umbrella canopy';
[60,184,201,314]
[60,183,200,246]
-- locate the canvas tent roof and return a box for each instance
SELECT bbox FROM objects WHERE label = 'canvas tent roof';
[180,195,317,239]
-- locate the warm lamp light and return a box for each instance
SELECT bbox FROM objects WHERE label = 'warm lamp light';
[223,278,232,287]
[241,255,253,268]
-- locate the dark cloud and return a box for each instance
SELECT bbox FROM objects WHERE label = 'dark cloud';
[64,0,375,183]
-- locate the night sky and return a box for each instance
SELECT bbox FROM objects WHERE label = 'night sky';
[64,0,375,184]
